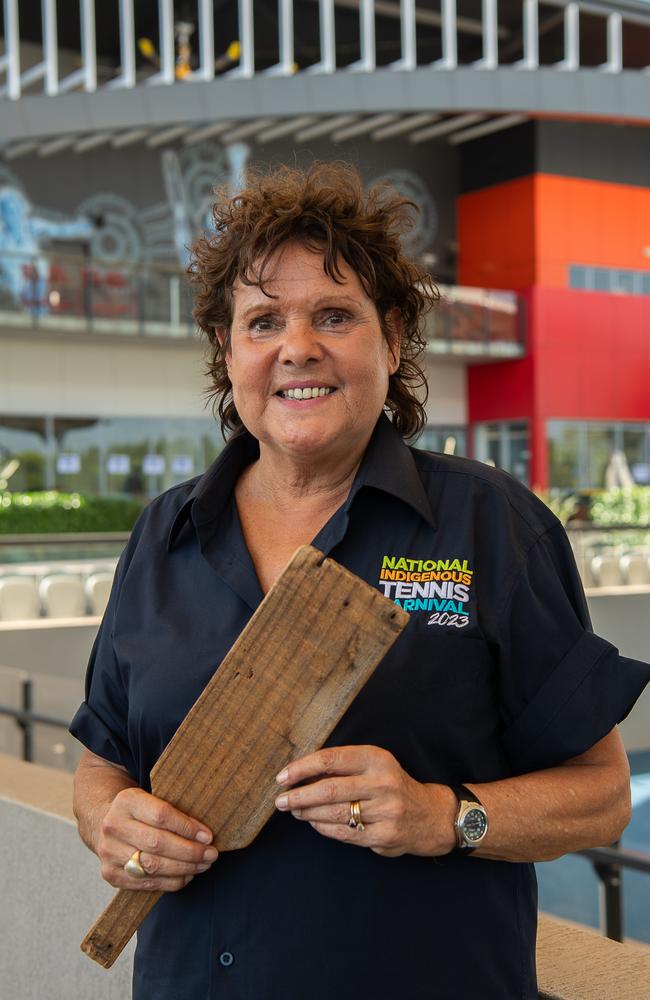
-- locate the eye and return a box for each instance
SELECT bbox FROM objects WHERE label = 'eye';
[319,310,351,328]
[249,314,283,335]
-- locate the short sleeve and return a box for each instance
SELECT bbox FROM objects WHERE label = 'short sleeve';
[69,544,137,778]
[495,522,650,774]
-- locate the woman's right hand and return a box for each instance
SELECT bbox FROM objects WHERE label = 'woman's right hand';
[97,786,218,892]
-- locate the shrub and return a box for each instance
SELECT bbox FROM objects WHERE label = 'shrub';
[589,487,650,527]
[0,491,145,534]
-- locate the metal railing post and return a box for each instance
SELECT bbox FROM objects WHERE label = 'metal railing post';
[20,677,33,763]
[593,840,624,942]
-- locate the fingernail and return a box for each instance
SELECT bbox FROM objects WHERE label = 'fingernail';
[203,847,219,861]
[195,830,211,844]
[275,794,289,810]
[276,769,289,784]
[197,863,211,872]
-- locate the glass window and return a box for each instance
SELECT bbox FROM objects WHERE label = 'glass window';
[568,265,588,290]
[593,268,609,292]
[0,416,49,491]
[484,425,502,468]
[52,416,222,499]
[415,426,467,457]
[549,422,650,491]
[548,421,581,490]
[623,427,650,485]
[509,424,531,486]
[586,424,616,489]
[472,421,530,486]
[54,418,103,494]
[568,265,650,297]
[611,269,635,295]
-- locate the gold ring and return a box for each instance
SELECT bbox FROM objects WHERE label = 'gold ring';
[349,800,365,832]
[124,849,147,878]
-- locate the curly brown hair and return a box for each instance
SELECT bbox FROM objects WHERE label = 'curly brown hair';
[189,161,437,440]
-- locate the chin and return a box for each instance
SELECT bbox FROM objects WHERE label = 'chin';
[276,428,337,459]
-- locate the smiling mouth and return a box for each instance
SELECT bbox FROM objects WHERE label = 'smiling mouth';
[277,387,336,400]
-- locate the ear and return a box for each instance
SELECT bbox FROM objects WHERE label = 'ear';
[384,309,402,376]
[215,326,231,369]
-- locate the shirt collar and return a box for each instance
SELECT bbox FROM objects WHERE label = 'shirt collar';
[167,412,435,552]
[352,413,436,528]
[166,429,259,552]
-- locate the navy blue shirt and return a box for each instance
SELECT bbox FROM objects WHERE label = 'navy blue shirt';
[70,414,650,1000]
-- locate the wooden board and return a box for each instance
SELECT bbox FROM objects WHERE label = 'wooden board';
[81,545,409,968]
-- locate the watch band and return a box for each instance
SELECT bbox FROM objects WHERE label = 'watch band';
[451,784,482,807]
[450,783,486,855]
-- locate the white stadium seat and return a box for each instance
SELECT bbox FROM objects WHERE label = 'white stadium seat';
[38,575,86,618]
[0,577,41,621]
[84,572,114,616]
[589,555,623,588]
[620,554,650,586]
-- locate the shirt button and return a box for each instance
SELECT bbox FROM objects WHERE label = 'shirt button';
[219,951,234,968]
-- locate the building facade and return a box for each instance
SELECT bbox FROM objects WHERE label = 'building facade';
[1,0,649,499]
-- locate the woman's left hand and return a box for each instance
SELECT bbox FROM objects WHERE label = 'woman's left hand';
[274,745,456,857]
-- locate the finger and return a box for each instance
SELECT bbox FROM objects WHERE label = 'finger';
[102,816,219,866]
[308,820,368,847]
[275,777,363,813]
[103,866,197,893]
[120,788,213,845]
[291,801,371,825]
[135,850,214,879]
[276,746,373,787]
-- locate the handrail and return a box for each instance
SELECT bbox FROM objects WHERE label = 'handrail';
[0,247,186,276]
[0,677,69,763]
[576,843,650,942]
[2,673,647,947]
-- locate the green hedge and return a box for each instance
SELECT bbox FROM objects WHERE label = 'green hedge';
[590,487,650,527]
[0,491,145,534]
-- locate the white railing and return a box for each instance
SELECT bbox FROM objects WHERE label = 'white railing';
[1,0,649,100]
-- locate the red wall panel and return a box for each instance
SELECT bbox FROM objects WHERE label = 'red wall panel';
[458,175,650,291]
[458,177,536,289]
[468,288,650,489]
[536,176,650,288]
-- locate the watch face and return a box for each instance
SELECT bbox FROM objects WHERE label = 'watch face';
[462,807,488,843]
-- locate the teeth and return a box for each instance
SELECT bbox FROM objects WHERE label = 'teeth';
[282,387,334,399]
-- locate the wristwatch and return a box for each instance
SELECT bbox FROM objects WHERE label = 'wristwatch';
[451,784,488,853]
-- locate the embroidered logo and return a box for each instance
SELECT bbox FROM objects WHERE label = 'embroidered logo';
[377,555,474,628]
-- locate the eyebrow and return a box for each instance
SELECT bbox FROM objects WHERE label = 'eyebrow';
[236,294,364,321]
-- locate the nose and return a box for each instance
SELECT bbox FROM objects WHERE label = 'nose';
[277,319,325,367]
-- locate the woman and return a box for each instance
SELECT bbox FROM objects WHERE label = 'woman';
[70,163,649,999]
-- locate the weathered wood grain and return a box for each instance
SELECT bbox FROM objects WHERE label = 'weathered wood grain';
[81,546,409,968]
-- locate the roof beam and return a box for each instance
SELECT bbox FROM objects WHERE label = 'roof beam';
[183,121,239,145]
[147,125,192,148]
[332,114,398,141]
[256,116,317,143]
[38,135,78,157]
[3,140,39,160]
[409,113,485,142]
[111,128,151,148]
[295,115,360,140]
[221,118,274,142]
[372,113,439,139]
[448,113,527,144]
[74,132,113,153]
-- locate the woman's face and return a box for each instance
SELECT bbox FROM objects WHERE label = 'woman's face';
[224,242,400,466]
